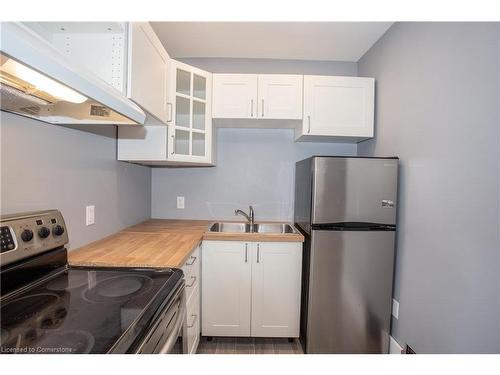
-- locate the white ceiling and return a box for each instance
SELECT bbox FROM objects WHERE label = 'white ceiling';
[151,22,393,62]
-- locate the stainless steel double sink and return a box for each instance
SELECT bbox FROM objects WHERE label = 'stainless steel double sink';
[208,222,297,234]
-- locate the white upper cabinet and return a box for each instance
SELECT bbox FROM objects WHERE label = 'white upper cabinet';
[258,75,303,120]
[298,75,375,142]
[212,74,258,119]
[118,59,214,166]
[212,74,303,120]
[167,60,213,164]
[127,22,169,123]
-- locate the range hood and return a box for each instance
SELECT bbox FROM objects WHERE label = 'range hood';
[0,22,146,125]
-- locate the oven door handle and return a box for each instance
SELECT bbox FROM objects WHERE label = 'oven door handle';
[158,298,186,354]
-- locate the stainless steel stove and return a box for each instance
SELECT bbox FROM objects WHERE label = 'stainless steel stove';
[0,210,186,354]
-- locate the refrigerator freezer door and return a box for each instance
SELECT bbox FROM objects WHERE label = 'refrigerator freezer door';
[304,229,396,353]
[312,157,398,225]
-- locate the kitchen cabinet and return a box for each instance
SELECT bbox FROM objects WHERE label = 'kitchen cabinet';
[182,245,201,354]
[212,74,303,120]
[117,60,214,166]
[297,75,375,142]
[212,74,258,119]
[23,22,170,124]
[126,22,169,123]
[202,240,302,337]
[201,241,252,336]
[167,60,213,164]
[250,242,302,337]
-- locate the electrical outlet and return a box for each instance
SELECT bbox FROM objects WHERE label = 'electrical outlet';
[392,298,400,319]
[176,196,185,209]
[86,205,95,226]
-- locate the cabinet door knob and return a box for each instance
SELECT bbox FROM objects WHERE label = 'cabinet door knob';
[261,99,264,117]
[257,243,260,263]
[245,243,248,263]
[171,134,175,155]
[308,115,311,133]
[251,100,254,117]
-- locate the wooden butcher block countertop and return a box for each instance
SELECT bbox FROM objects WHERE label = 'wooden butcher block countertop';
[69,219,304,269]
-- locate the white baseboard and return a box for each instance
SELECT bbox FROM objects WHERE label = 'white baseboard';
[389,336,403,354]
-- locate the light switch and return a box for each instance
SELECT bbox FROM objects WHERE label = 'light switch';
[86,205,95,226]
[177,196,185,209]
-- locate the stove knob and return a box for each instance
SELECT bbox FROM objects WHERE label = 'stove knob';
[38,226,50,239]
[53,225,65,236]
[21,229,34,242]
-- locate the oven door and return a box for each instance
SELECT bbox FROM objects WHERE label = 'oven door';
[136,283,187,354]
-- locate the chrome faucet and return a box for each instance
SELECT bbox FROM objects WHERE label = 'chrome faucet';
[235,206,255,226]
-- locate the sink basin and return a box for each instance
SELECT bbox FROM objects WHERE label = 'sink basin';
[253,223,297,234]
[208,222,252,233]
[208,222,297,234]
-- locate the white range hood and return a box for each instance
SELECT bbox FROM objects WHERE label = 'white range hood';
[0,22,146,125]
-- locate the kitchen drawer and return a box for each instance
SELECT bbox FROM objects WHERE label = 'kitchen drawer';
[186,283,200,354]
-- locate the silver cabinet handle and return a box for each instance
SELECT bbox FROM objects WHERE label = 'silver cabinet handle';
[262,99,264,117]
[186,256,197,266]
[257,243,260,263]
[245,243,248,263]
[250,100,254,117]
[187,314,197,328]
[171,134,175,155]
[186,276,196,287]
[167,102,173,122]
[307,115,311,133]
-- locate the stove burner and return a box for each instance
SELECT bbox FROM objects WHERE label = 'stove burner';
[36,329,95,354]
[1,293,60,327]
[83,274,153,303]
[46,272,90,291]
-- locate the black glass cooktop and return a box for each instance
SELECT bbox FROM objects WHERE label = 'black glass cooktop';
[0,266,182,354]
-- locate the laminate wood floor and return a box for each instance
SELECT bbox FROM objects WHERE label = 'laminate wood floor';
[196,337,304,354]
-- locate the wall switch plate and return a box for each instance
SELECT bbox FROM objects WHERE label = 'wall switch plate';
[86,205,95,226]
[392,298,400,319]
[176,196,185,209]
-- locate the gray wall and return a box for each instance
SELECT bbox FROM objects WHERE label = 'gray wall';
[1,112,152,250]
[152,58,358,221]
[152,128,355,221]
[178,57,357,75]
[358,22,500,353]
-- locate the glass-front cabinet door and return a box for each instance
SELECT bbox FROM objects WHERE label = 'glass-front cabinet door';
[168,60,212,164]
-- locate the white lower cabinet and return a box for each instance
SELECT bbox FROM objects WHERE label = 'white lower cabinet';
[201,240,302,338]
[201,241,252,336]
[182,245,201,354]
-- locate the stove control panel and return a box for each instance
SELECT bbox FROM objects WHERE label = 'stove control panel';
[0,210,69,267]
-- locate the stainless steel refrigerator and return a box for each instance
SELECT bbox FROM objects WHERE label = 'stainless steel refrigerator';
[294,156,398,354]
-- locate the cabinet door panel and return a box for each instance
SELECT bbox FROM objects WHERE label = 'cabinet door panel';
[303,76,374,137]
[127,22,169,122]
[168,60,212,164]
[251,242,302,337]
[258,75,303,119]
[202,241,252,336]
[212,74,258,118]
